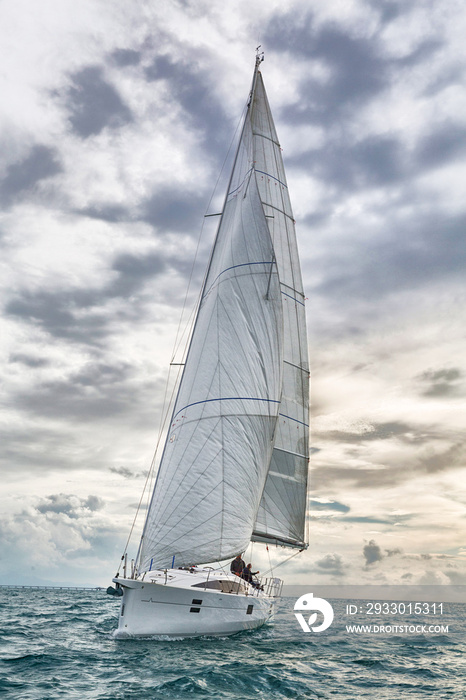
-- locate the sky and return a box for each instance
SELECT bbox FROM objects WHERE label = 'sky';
[1,0,465,590]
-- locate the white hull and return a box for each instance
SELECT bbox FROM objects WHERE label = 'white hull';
[112,568,280,638]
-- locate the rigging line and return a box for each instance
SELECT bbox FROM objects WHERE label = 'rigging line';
[261,548,304,578]
[129,363,185,573]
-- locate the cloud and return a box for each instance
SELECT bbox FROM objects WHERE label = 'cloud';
[67,66,133,137]
[317,421,415,445]
[111,48,142,67]
[315,553,345,577]
[5,250,169,344]
[363,539,383,565]
[142,188,204,233]
[9,353,50,368]
[417,367,463,398]
[143,53,229,153]
[109,466,148,479]
[36,493,104,518]
[310,499,350,513]
[0,145,62,206]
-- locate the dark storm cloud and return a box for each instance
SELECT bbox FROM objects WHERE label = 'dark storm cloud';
[416,122,466,169]
[310,211,466,313]
[0,145,62,206]
[144,54,230,151]
[67,66,133,137]
[9,353,50,368]
[266,17,389,123]
[367,0,407,23]
[266,5,443,124]
[5,251,167,343]
[111,48,142,67]
[417,367,463,398]
[142,188,205,233]
[6,290,109,344]
[363,541,403,566]
[293,134,406,190]
[363,539,383,565]
[292,116,465,197]
[80,204,131,223]
[11,360,150,422]
[110,251,167,297]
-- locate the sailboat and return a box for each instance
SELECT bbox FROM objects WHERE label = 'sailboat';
[108,51,310,638]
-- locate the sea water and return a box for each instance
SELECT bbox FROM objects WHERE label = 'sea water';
[0,588,464,699]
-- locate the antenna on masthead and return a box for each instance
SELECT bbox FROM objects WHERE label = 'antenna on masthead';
[255,45,265,66]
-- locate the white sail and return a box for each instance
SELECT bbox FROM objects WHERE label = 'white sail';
[138,62,309,573]
[139,70,284,571]
[250,73,310,549]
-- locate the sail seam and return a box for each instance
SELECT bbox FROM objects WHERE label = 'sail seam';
[173,397,281,421]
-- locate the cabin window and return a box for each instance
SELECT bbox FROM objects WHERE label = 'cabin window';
[191,579,247,594]
[246,605,253,615]
[192,580,222,590]
[120,604,125,616]
[192,599,203,605]
[190,607,201,613]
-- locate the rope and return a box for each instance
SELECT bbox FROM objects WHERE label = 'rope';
[261,548,304,578]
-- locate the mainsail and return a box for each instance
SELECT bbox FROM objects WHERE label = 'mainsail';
[138,59,309,572]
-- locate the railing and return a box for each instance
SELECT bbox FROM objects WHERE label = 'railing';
[0,585,104,591]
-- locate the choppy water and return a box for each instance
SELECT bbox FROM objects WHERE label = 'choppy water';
[0,588,464,699]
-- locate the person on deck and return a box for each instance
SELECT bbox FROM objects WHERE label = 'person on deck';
[230,554,245,576]
[242,563,260,587]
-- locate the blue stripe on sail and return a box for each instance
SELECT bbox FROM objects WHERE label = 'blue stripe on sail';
[255,169,288,188]
[173,396,281,421]
[279,413,309,428]
[281,290,305,307]
[227,167,254,197]
[204,260,274,299]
